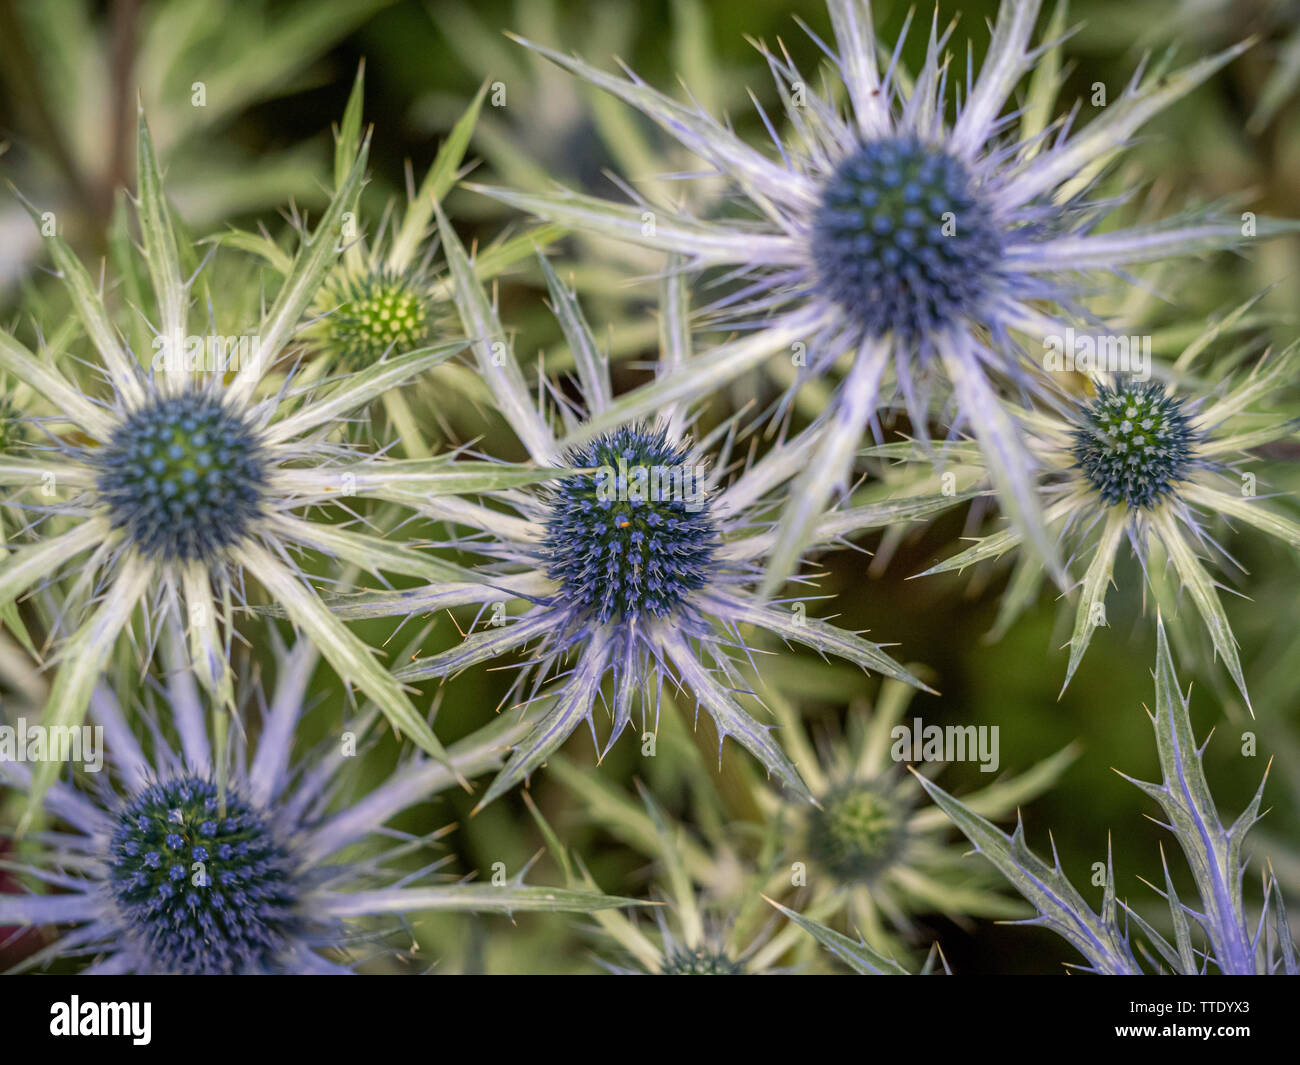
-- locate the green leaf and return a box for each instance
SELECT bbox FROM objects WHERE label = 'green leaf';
[12,189,146,406]
[1149,507,1248,708]
[911,744,1081,832]
[312,883,648,917]
[204,228,294,275]
[558,311,820,448]
[759,338,889,598]
[334,60,367,191]
[468,182,795,263]
[766,898,912,975]
[434,202,555,460]
[1062,507,1128,692]
[1181,481,1300,550]
[537,254,609,412]
[228,134,370,405]
[662,628,812,801]
[389,81,489,273]
[937,337,1065,587]
[283,457,568,501]
[271,516,482,585]
[814,488,986,544]
[1119,618,1258,973]
[708,591,934,693]
[136,107,190,348]
[235,541,458,777]
[1005,40,1255,205]
[0,520,109,619]
[912,770,1140,975]
[265,340,466,443]
[0,331,116,441]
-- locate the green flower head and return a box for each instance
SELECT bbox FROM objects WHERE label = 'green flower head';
[321,270,432,367]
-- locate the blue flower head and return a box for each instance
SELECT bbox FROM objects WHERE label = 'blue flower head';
[360,235,938,808]
[108,776,298,975]
[475,3,1295,593]
[0,639,631,974]
[1070,381,1199,509]
[93,390,269,562]
[542,424,718,624]
[811,136,1003,343]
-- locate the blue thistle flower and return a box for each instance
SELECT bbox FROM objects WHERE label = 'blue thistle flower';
[93,390,269,562]
[1070,381,1199,509]
[330,233,935,807]
[810,136,1004,343]
[912,326,1300,704]
[473,0,1298,594]
[107,776,299,974]
[0,641,640,974]
[541,425,719,624]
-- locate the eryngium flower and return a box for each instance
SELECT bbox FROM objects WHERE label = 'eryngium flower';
[0,641,640,974]
[319,269,433,369]
[913,327,1300,706]
[473,0,1296,593]
[1069,381,1198,509]
[540,424,719,624]
[557,783,799,975]
[92,390,269,561]
[324,219,934,805]
[298,66,558,392]
[0,110,554,822]
[753,674,1075,960]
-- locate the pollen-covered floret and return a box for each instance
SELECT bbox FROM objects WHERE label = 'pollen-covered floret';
[1071,382,1198,509]
[323,270,432,366]
[807,783,908,883]
[541,424,719,624]
[94,391,268,561]
[107,776,298,975]
[811,137,1003,342]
